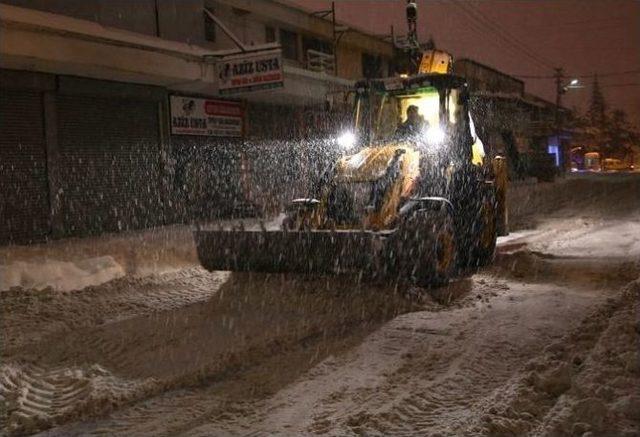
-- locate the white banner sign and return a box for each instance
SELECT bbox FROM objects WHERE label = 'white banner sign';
[217,49,284,95]
[170,96,243,137]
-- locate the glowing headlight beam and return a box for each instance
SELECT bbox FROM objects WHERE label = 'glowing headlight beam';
[424,126,445,144]
[337,131,356,150]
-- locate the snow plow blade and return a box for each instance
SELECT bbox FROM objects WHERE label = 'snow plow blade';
[194,229,379,274]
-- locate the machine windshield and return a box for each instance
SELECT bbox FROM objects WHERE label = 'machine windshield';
[355,86,462,145]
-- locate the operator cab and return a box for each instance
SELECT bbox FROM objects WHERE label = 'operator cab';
[349,73,484,166]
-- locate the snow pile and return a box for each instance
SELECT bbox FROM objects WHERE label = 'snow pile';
[532,280,640,436]
[0,256,125,291]
[0,224,203,292]
[0,362,156,436]
[475,279,640,436]
[510,216,640,260]
[0,256,125,292]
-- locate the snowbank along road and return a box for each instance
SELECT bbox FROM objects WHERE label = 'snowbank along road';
[1,173,639,436]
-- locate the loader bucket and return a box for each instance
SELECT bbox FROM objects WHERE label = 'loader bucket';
[194,229,379,274]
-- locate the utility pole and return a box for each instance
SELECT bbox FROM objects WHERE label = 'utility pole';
[154,0,161,37]
[310,2,347,76]
[553,67,566,172]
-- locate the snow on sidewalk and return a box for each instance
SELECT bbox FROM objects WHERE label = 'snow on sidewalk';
[0,256,125,291]
[0,215,285,292]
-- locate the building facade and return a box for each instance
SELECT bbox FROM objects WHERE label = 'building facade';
[453,58,567,180]
[0,0,568,244]
[0,0,394,243]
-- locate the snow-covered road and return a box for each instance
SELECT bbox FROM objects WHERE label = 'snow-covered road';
[1,173,638,436]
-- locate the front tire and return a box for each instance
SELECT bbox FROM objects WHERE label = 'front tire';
[399,209,457,287]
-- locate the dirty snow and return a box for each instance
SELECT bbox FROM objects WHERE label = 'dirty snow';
[0,173,638,436]
[0,256,125,292]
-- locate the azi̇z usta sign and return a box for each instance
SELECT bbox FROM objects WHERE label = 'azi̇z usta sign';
[217,49,284,95]
[170,96,243,137]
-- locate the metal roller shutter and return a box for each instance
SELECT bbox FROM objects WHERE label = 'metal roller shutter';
[0,89,50,244]
[56,94,162,236]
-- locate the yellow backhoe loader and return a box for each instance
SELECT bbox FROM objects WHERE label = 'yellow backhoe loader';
[194,49,508,286]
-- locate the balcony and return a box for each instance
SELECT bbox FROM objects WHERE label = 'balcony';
[306,49,335,75]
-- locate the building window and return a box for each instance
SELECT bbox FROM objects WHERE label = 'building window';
[204,7,216,42]
[279,29,299,61]
[303,36,334,73]
[265,26,276,43]
[302,36,332,58]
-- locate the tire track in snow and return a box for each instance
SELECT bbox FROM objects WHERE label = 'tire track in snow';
[5,273,417,435]
[331,307,541,436]
[0,363,155,436]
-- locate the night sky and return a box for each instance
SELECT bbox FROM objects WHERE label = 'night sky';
[289,0,640,127]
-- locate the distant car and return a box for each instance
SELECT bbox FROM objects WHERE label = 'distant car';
[602,158,633,172]
[584,152,601,171]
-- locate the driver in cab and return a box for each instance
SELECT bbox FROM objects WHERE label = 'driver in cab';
[396,105,428,138]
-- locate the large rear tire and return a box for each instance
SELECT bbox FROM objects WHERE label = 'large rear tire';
[470,189,497,267]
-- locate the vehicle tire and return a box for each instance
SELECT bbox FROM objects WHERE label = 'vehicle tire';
[398,208,457,287]
[470,189,497,267]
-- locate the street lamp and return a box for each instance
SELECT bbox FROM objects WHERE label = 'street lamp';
[563,78,582,92]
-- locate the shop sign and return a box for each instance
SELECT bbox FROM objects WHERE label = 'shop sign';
[170,96,243,137]
[217,49,284,95]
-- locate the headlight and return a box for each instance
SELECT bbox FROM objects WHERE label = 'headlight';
[424,126,445,144]
[336,131,356,150]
